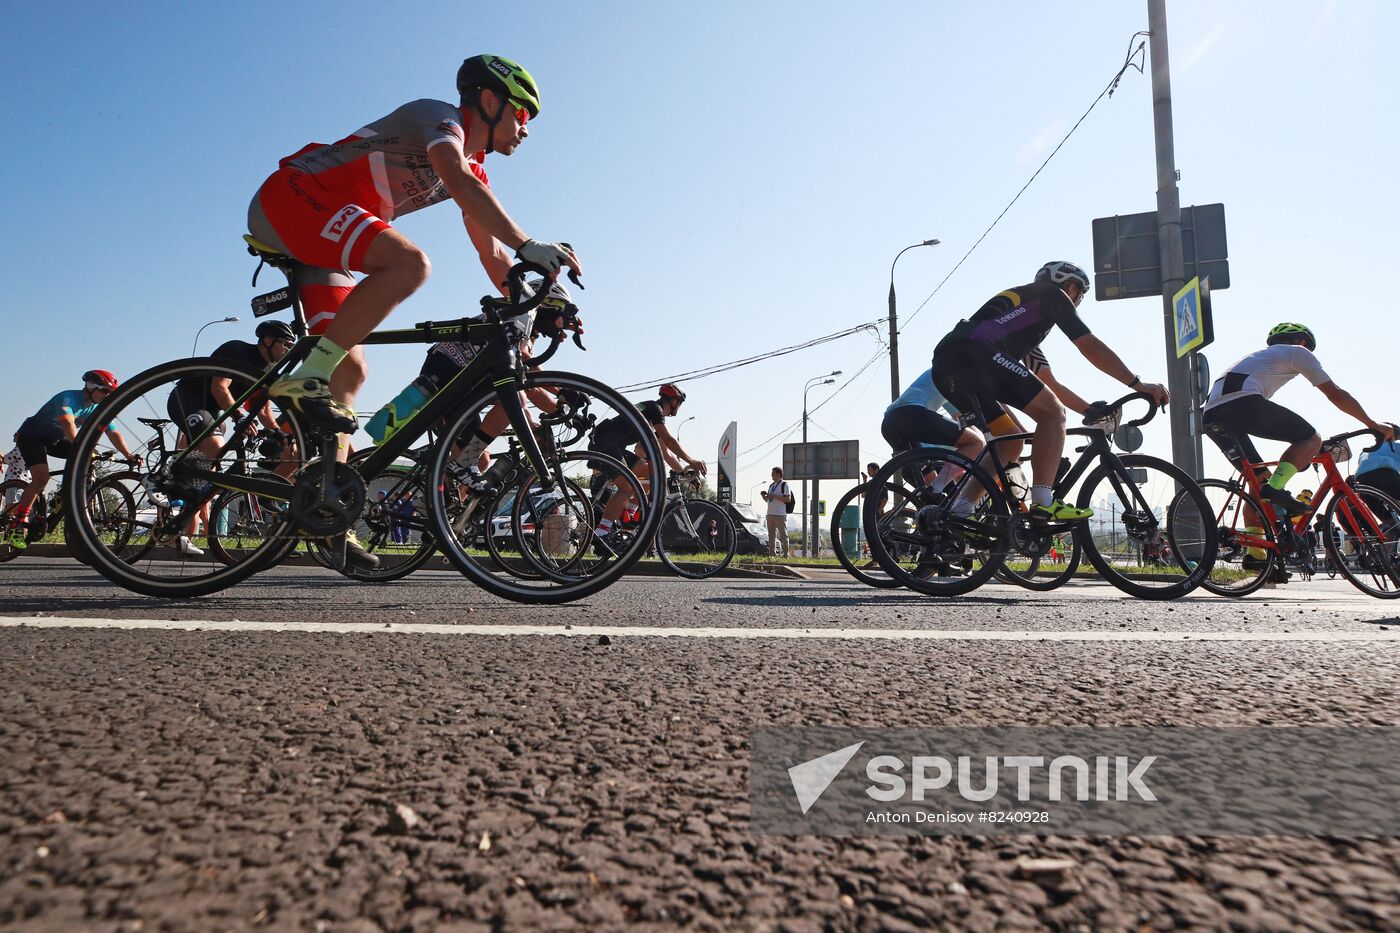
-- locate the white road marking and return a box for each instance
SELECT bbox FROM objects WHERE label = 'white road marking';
[1,616,1396,643]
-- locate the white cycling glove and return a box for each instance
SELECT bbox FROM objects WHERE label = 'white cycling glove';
[516,239,574,274]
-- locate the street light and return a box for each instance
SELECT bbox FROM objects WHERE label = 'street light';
[675,415,696,446]
[193,316,240,355]
[888,238,941,401]
[801,370,841,556]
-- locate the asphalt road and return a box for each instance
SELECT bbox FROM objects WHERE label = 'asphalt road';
[4,558,1400,931]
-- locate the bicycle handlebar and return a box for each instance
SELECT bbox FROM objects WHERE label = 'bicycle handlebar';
[1083,391,1159,429]
[527,304,586,368]
[1322,426,1393,454]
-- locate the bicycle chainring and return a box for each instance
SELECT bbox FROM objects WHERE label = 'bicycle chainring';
[289,463,367,536]
[1009,516,1053,558]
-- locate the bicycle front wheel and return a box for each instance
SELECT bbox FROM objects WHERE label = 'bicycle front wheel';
[1324,484,1400,599]
[864,448,1010,597]
[427,370,664,603]
[656,499,736,579]
[1075,453,1216,600]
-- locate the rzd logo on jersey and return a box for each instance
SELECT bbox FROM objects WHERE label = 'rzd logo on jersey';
[320,205,364,243]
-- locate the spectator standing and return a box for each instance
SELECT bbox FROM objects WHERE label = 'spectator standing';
[759,466,792,557]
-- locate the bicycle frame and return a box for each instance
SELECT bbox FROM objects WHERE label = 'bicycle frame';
[1219,439,1391,558]
[164,274,557,511]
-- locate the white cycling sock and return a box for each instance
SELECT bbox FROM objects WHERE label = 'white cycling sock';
[950,490,978,518]
[1031,485,1054,508]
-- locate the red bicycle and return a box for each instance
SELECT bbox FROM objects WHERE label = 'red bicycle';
[1189,429,1400,598]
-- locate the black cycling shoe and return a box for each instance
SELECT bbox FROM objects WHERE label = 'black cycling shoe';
[322,531,380,571]
[1241,554,1273,572]
[1262,485,1309,517]
[271,377,358,434]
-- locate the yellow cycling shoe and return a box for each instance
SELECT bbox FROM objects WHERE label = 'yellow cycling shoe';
[270,377,357,434]
[1030,499,1094,522]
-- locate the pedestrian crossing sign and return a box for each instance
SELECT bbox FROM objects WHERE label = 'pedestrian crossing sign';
[1172,276,1213,358]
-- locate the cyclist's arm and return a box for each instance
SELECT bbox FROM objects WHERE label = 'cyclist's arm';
[428,144,529,254]
[56,412,79,441]
[657,423,706,474]
[1036,364,1091,415]
[1318,382,1395,438]
[1071,334,1170,403]
[465,217,514,298]
[643,423,686,472]
[99,426,137,460]
[209,377,269,433]
[525,387,556,412]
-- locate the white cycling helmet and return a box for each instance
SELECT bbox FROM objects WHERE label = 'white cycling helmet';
[1034,260,1090,292]
[525,277,573,307]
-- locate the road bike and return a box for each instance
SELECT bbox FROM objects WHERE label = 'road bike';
[1189,427,1400,598]
[649,469,736,579]
[63,242,663,603]
[1,451,137,563]
[863,392,1216,599]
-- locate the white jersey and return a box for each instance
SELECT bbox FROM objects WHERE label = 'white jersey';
[765,481,791,517]
[1203,344,1332,411]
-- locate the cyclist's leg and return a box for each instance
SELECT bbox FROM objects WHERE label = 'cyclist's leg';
[11,434,54,516]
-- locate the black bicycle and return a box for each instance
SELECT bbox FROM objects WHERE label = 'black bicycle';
[1,451,137,563]
[864,392,1217,599]
[64,244,663,603]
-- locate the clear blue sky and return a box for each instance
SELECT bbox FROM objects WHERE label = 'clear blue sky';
[2,0,1394,510]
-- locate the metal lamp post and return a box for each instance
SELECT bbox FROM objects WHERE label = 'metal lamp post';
[801,371,841,556]
[193,316,240,355]
[675,415,695,447]
[888,239,941,401]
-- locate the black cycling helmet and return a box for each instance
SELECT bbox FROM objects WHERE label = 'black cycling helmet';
[1266,322,1317,352]
[1034,260,1091,292]
[255,319,296,343]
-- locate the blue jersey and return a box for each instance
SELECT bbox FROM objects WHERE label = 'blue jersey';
[1357,440,1400,477]
[886,368,959,418]
[18,389,98,441]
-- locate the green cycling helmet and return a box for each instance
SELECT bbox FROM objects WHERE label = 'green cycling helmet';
[1266,322,1316,352]
[456,54,541,118]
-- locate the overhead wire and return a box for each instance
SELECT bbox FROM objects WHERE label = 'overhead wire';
[899,33,1149,333]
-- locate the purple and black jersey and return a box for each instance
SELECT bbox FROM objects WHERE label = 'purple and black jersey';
[941,281,1090,360]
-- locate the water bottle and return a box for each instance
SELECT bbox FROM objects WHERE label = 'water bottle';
[1005,462,1029,504]
[366,376,435,444]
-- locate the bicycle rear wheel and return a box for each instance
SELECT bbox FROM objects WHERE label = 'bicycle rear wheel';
[830,483,899,589]
[656,499,736,579]
[304,459,438,582]
[864,448,1010,597]
[206,473,297,567]
[62,357,310,597]
[1178,478,1275,597]
[995,527,1082,591]
[1324,484,1400,598]
[1075,454,1216,600]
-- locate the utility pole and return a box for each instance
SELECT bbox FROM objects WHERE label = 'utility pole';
[888,239,941,402]
[1148,0,1201,479]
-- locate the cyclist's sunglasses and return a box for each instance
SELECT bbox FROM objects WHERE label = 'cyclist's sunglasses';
[511,101,532,125]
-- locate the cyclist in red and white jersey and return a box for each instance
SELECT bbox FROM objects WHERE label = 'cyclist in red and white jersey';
[246,55,581,434]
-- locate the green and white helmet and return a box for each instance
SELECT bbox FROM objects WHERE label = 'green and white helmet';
[456,54,541,118]
[1266,322,1316,352]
